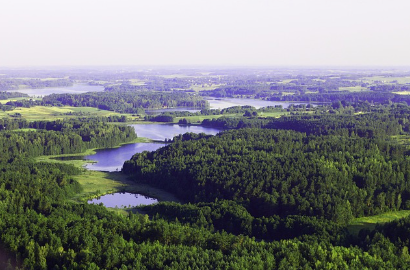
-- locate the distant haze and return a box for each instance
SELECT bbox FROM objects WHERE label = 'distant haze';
[1,0,409,67]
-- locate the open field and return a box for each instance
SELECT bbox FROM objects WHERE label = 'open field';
[175,114,234,124]
[339,86,369,92]
[389,135,410,147]
[190,84,224,91]
[393,91,410,95]
[0,106,134,121]
[12,77,67,81]
[0,97,41,104]
[277,79,294,84]
[348,210,410,235]
[129,79,146,86]
[174,111,289,124]
[360,76,410,84]
[281,91,295,95]
[258,111,290,117]
[36,138,179,205]
[71,169,180,204]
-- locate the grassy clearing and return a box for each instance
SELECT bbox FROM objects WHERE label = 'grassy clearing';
[174,111,289,124]
[190,84,224,92]
[259,111,289,117]
[36,137,179,206]
[361,76,410,84]
[175,114,231,124]
[129,79,146,86]
[174,113,262,123]
[0,97,41,104]
[393,91,410,95]
[389,135,410,147]
[280,92,295,96]
[16,128,37,132]
[71,170,180,204]
[348,210,410,235]
[305,91,319,94]
[0,106,133,121]
[338,86,369,92]
[277,79,294,84]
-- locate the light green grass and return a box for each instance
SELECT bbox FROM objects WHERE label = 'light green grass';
[348,210,410,235]
[15,128,37,132]
[71,170,180,204]
[175,113,239,124]
[36,138,179,205]
[339,86,369,92]
[0,106,134,121]
[393,91,410,95]
[190,84,224,92]
[0,97,41,104]
[14,77,65,81]
[281,92,295,96]
[259,111,289,117]
[390,135,410,147]
[129,79,146,86]
[174,111,289,124]
[368,76,410,84]
[277,79,294,84]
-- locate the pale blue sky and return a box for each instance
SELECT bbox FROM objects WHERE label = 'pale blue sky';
[1,0,409,66]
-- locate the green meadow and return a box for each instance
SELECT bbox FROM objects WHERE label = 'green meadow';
[348,210,410,235]
[36,136,178,206]
[338,86,369,92]
[0,106,134,121]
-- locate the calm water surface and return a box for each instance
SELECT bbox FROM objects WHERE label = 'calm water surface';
[143,98,313,114]
[6,84,104,97]
[85,143,166,172]
[207,97,312,109]
[85,124,221,172]
[145,107,200,114]
[88,192,158,208]
[131,124,222,141]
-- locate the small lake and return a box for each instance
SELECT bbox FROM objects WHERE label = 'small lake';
[5,84,104,97]
[85,124,222,172]
[145,107,201,115]
[131,124,222,141]
[85,142,166,172]
[206,97,312,110]
[88,192,158,208]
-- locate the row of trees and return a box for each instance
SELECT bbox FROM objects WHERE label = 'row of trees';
[4,91,208,114]
[0,79,72,90]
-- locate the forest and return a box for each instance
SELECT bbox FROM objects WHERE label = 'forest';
[4,91,208,114]
[2,68,410,268]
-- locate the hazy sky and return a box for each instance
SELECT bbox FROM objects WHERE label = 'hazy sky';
[1,0,409,67]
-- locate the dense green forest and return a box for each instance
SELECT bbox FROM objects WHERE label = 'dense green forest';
[4,68,410,268]
[0,92,29,100]
[5,91,208,114]
[0,79,73,91]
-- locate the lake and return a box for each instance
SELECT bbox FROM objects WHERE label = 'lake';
[88,192,158,208]
[85,142,166,172]
[145,107,201,114]
[130,123,222,141]
[144,98,314,114]
[5,84,104,97]
[206,97,312,109]
[85,124,222,172]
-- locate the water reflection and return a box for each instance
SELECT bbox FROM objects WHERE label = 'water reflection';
[131,124,222,141]
[85,143,165,172]
[207,97,312,110]
[88,192,158,207]
[5,84,104,97]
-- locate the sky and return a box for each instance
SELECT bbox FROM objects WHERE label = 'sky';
[1,0,409,67]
